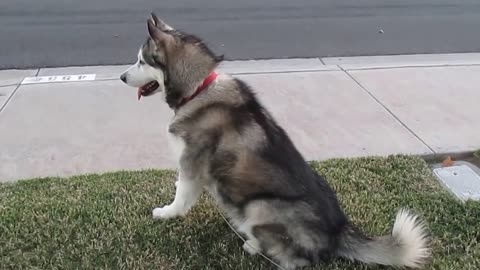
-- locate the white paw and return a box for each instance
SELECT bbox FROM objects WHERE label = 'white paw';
[243,240,260,255]
[174,180,179,187]
[152,205,181,219]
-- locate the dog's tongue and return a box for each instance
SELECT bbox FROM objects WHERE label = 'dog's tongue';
[137,88,142,100]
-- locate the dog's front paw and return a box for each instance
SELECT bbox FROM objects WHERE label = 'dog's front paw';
[152,205,182,219]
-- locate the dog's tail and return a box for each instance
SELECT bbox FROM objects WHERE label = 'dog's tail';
[337,209,430,268]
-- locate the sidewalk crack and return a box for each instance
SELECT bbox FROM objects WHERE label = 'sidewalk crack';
[0,84,22,113]
[341,67,435,154]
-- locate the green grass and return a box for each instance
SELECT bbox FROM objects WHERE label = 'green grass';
[1,155,479,270]
[474,150,480,159]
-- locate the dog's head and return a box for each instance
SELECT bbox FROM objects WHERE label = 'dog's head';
[120,13,223,107]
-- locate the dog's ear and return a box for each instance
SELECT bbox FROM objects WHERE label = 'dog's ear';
[147,19,173,44]
[149,13,174,31]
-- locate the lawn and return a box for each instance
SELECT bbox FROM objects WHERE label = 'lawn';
[1,155,479,270]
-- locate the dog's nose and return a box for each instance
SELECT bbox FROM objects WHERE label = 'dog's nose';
[120,74,127,83]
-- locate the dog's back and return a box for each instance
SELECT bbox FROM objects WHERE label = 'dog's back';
[171,75,353,267]
[173,75,428,269]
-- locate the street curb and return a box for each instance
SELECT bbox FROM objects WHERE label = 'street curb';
[3,53,480,87]
[322,53,480,70]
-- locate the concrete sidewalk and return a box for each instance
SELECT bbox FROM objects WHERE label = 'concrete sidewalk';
[1,53,480,182]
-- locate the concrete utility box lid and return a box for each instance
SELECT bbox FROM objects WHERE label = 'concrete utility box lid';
[433,164,480,202]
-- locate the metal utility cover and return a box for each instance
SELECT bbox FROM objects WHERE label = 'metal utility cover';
[433,165,480,201]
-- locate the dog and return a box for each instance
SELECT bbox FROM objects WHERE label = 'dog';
[120,13,430,270]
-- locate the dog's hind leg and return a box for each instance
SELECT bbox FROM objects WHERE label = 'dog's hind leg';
[252,224,310,270]
[242,238,261,255]
[152,170,203,219]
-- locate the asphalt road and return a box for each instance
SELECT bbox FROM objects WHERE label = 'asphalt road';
[1,0,480,69]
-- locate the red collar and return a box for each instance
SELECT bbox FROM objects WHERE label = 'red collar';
[176,72,218,109]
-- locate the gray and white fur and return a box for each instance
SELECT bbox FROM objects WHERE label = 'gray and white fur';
[120,13,430,270]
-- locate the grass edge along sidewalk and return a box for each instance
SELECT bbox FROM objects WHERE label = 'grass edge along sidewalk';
[1,155,479,269]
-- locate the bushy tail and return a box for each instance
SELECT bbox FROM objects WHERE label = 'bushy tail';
[337,209,430,268]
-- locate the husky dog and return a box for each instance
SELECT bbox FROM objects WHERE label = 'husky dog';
[120,13,430,270]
